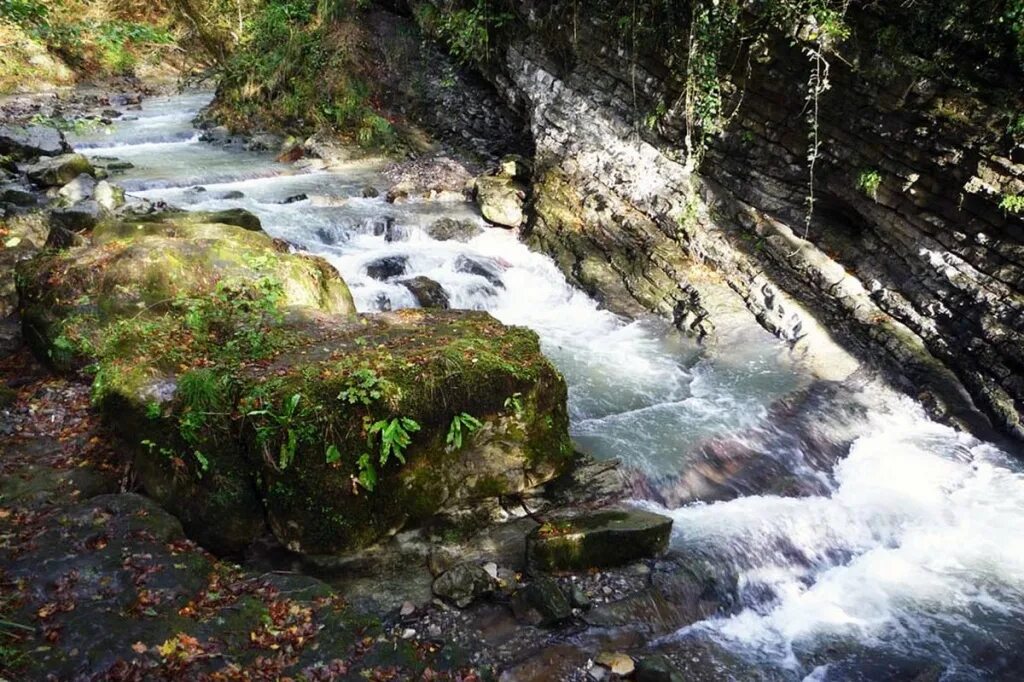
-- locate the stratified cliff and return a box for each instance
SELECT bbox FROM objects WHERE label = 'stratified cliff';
[415,0,1024,444]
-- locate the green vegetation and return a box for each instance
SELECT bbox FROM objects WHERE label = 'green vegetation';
[1000,193,1024,214]
[0,0,178,91]
[446,412,482,451]
[359,416,421,491]
[212,0,396,148]
[857,169,883,199]
[414,0,514,64]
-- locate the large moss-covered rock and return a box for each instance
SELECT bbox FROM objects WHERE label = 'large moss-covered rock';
[18,211,354,373]
[26,153,95,187]
[241,308,573,554]
[17,212,573,556]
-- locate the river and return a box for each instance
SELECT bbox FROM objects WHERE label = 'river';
[67,91,1024,681]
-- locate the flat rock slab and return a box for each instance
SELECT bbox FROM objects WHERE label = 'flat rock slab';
[0,124,70,160]
[527,508,673,572]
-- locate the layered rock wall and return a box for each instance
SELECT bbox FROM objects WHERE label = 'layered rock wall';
[437,4,1024,443]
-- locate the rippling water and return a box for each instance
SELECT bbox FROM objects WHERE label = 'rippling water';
[70,91,1024,680]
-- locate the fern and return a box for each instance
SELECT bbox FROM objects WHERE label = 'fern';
[446,413,482,451]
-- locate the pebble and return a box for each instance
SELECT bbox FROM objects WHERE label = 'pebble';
[401,628,417,639]
[400,601,416,617]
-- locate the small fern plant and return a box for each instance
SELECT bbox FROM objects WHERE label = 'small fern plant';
[446,413,482,451]
[355,417,421,491]
[247,393,304,471]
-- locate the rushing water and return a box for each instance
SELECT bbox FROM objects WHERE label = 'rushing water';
[69,92,1024,680]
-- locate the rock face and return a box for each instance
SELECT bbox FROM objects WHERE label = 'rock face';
[526,509,673,572]
[17,212,574,554]
[443,3,1024,443]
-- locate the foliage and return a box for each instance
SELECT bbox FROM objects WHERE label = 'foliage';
[336,368,383,406]
[503,392,523,416]
[214,0,396,148]
[857,168,882,198]
[446,412,482,451]
[415,0,514,64]
[357,417,421,491]
[1000,193,1024,214]
[248,393,305,471]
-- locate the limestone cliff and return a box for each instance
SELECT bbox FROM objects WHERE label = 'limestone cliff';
[416,1,1024,444]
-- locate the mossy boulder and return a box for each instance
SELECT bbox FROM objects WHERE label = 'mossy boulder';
[240,309,574,554]
[18,211,354,373]
[26,153,95,187]
[17,213,573,556]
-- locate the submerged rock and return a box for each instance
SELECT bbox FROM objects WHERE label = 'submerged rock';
[455,255,505,288]
[474,175,526,228]
[26,153,95,187]
[527,508,673,572]
[427,217,484,242]
[366,255,409,280]
[511,576,572,625]
[401,276,450,309]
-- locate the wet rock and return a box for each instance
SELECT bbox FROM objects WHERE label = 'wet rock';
[101,108,122,119]
[362,185,380,198]
[58,173,97,203]
[366,255,409,280]
[106,160,134,171]
[635,655,684,682]
[94,181,125,212]
[401,276,451,309]
[511,576,572,626]
[455,255,505,288]
[527,508,673,572]
[282,193,308,204]
[0,124,69,160]
[570,584,592,610]
[247,132,284,151]
[595,652,635,676]
[26,153,95,187]
[474,175,526,228]
[220,190,245,200]
[432,562,498,608]
[427,217,484,242]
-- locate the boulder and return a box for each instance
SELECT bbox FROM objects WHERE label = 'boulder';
[595,652,636,677]
[94,180,126,211]
[1,184,37,206]
[0,124,69,160]
[49,200,103,235]
[511,577,572,625]
[475,175,526,228]
[402,276,450,309]
[366,255,409,280]
[455,255,506,288]
[220,190,245,200]
[58,173,97,203]
[26,153,95,188]
[17,216,572,555]
[362,185,380,198]
[427,217,484,243]
[432,562,497,608]
[527,509,673,572]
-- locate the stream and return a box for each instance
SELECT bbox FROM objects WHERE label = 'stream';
[68,92,1024,680]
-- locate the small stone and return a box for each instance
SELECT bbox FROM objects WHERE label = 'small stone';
[432,562,497,608]
[483,562,498,579]
[427,624,442,638]
[401,628,416,640]
[400,601,416,617]
[595,652,635,676]
[570,585,592,610]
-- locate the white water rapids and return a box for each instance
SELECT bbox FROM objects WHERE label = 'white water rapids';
[69,92,1024,680]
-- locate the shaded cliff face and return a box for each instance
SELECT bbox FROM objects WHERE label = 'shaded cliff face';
[419,1,1024,445]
